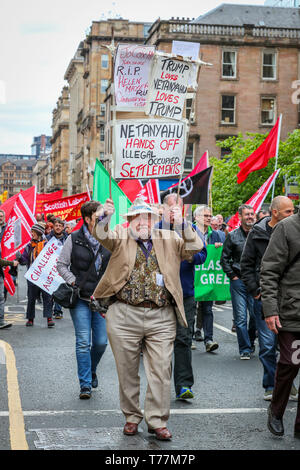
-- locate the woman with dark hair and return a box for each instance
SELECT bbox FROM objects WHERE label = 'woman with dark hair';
[57,201,110,399]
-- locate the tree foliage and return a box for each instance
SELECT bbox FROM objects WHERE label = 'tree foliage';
[209,129,300,217]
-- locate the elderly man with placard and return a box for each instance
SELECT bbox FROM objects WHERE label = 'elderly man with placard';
[92,197,203,440]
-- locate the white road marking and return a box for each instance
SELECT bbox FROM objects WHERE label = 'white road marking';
[0,407,296,418]
[213,322,236,336]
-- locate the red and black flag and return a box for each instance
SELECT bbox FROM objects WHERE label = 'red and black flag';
[161,167,213,205]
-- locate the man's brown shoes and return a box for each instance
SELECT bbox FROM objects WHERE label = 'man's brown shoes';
[123,422,138,435]
[123,423,172,440]
[148,427,172,440]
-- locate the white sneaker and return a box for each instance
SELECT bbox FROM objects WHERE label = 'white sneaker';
[289,384,298,401]
[264,390,273,401]
[240,352,251,360]
[0,322,12,329]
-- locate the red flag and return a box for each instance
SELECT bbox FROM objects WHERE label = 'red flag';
[1,193,37,296]
[0,186,36,220]
[237,116,282,184]
[167,151,209,191]
[1,194,37,261]
[3,266,15,296]
[189,151,209,177]
[136,179,161,204]
[117,180,143,202]
[227,169,281,232]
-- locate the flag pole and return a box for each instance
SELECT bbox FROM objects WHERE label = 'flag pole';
[271,114,282,200]
[207,151,213,210]
[109,26,115,201]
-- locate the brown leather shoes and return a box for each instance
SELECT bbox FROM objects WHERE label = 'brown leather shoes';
[123,422,138,436]
[148,427,172,440]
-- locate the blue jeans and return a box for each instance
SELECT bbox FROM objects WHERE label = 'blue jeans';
[53,302,62,314]
[230,278,255,355]
[253,299,277,391]
[201,301,214,344]
[70,299,108,389]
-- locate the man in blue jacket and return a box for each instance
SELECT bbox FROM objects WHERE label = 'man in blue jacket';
[158,194,207,400]
[193,205,224,351]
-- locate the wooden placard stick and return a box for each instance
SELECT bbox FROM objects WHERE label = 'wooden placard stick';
[177,61,203,204]
[108,25,115,200]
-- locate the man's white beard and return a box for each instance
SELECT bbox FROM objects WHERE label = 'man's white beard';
[130,227,151,240]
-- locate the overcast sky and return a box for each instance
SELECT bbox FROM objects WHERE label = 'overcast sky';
[0,0,267,154]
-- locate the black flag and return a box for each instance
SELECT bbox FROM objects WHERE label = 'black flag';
[161,167,213,205]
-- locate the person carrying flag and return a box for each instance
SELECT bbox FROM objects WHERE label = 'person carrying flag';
[17,222,55,328]
[0,256,19,329]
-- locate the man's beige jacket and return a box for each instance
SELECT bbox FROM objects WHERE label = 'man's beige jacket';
[92,220,204,327]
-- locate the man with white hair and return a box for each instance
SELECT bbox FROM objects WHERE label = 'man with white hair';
[92,197,203,441]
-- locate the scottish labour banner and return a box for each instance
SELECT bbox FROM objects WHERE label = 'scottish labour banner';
[194,245,231,302]
[42,192,90,221]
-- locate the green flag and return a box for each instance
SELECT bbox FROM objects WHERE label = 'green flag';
[194,245,231,301]
[93,159,131,229]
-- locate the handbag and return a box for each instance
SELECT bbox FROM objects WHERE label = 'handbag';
[53,245,102,309]
[52,283,79,308]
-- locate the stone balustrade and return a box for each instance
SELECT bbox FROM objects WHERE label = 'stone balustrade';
[167,21,300,39]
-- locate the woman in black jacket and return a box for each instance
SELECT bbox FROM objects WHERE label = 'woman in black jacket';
[57,201,110,399]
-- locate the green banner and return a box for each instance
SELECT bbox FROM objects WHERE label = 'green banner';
[194,245,231,301]
[93,159,131,229]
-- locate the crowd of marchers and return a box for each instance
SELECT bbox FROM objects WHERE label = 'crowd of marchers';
[0,194,299,442]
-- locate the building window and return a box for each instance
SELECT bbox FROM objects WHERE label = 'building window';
[222,51,237,78]
[184,143,194,171]
[144,24,151,38]
[100,103,106,117]
[100,126,105,142]
[101,54,109,69]
[185,97,193,121]
[261,97,276,125]
[99,152,105,160]
[101,80,109,94]
[221,95,236,124]
[262,52,276,80]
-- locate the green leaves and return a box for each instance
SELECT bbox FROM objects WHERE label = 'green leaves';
[210,129,300,217]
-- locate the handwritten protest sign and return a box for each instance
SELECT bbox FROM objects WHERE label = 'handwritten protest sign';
[114,119,186,179]
[42,192,90,221]
[24,237,64,295]
[194,246,231,301]
[171,40,200,87]
[114,44,155,109]
[145,55,192,121]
